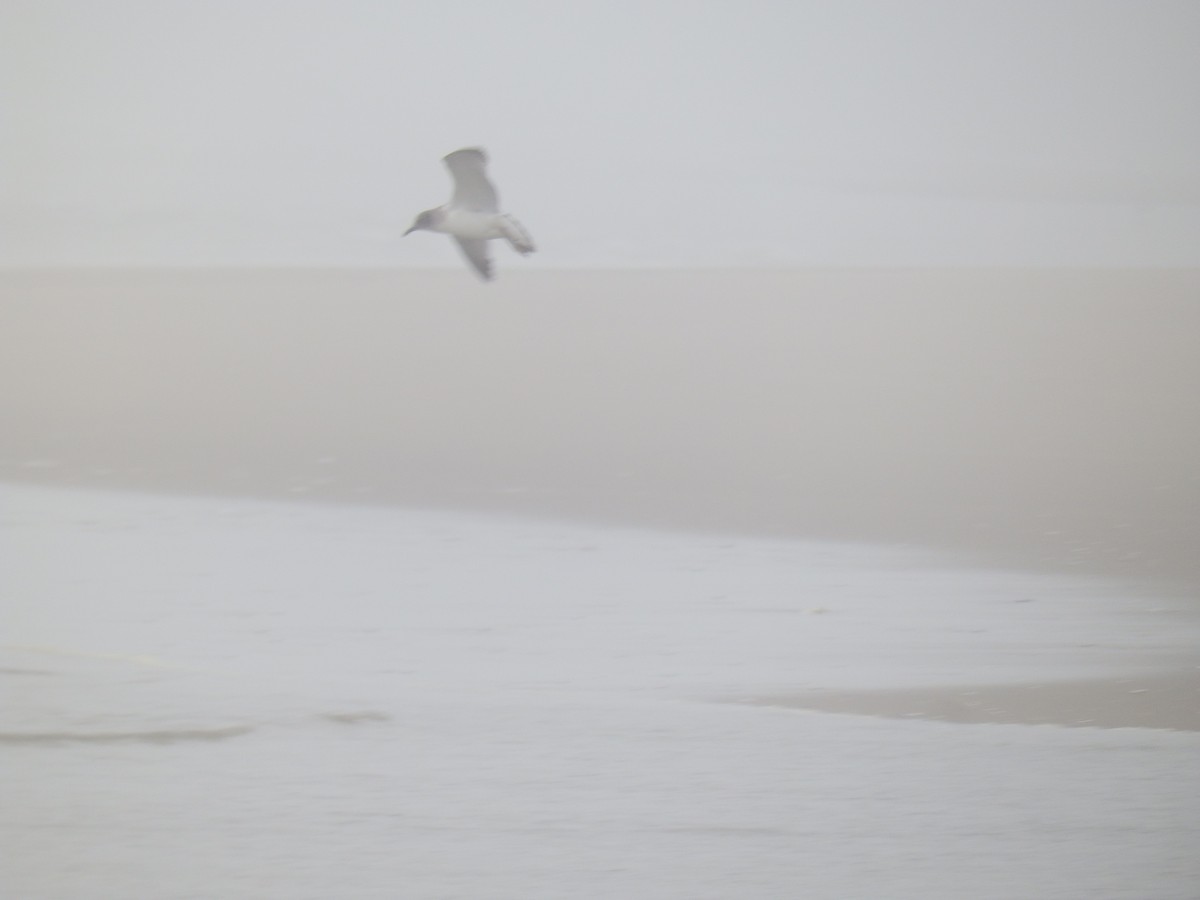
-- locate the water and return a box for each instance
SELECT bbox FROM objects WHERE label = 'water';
[4,484,1198,898]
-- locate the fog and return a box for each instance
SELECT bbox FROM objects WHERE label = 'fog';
[4,0,1199,266]
[3,267,1198,588]
[5,6,1200,897]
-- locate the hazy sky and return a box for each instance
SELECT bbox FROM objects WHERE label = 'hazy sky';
[4,0,1199,266]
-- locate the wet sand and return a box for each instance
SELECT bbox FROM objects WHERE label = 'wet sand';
[3,267,1198,584]
[743,669,1200,732]
[3,266,1199,731]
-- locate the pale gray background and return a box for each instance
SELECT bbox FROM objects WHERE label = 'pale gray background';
[4,0,1199,266]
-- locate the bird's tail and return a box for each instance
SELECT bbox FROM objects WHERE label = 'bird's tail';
[500,215,536,255]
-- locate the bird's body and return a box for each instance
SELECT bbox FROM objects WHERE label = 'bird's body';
[405,148,534,281]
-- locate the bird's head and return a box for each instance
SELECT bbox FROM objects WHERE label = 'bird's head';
[404,209,438,235]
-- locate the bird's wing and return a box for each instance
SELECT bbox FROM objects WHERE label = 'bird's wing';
[443,148,499,212]
[453,237,493,281]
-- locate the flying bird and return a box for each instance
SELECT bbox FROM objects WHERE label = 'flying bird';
[404,148,535,281]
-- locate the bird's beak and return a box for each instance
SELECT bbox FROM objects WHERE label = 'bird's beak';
[403,225,417,236]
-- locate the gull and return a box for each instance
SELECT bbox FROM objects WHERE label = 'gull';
[404,147,535,281]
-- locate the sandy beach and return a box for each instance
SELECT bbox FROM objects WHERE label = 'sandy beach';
[7,1,1198,893]
[3,267,1200,897]
[3,266,1199,721]
[3,481,1200,899]
[3,267,1198,585]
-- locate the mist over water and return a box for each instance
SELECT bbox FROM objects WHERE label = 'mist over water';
[5,3,1200,895]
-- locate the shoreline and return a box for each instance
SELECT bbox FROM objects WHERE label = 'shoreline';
[6,478,1200,734]
[5,266,1199,734]
[739,668,1200,733]
[2,465,1197,603]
